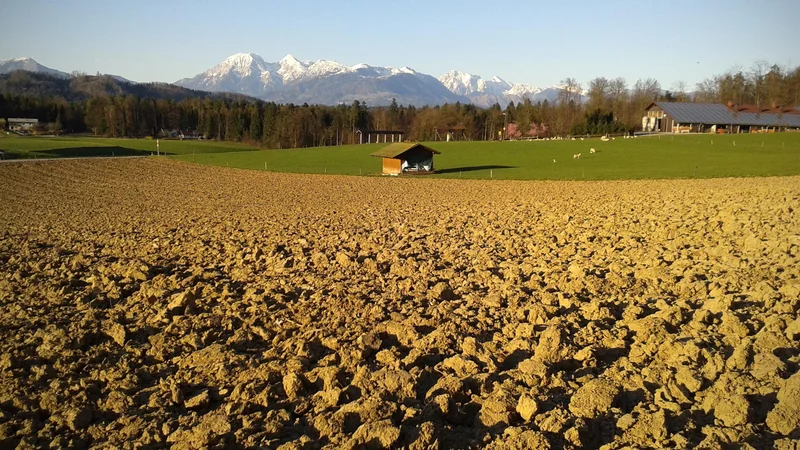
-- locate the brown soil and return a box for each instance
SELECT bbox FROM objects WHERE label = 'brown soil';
[0,159,798,449]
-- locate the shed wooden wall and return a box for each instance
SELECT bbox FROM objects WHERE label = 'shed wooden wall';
[382,158,402,174]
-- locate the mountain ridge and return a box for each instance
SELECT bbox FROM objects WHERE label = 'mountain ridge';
[1,54,584,107]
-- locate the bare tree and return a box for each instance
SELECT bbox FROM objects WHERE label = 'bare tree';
[764,64,786,106]
[608,77,628,125]
[587,77,611,111]
[749,60,769,106]
[556,78,582,135]
[672,80,689,102]
[694,78,718,103]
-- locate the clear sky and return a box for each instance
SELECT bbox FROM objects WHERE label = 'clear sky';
[2,0,798,89]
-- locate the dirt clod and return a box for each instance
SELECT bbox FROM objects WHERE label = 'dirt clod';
[569,378,620,418]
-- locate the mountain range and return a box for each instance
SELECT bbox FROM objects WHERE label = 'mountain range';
[1,55,584,107]
[0,57,70,79]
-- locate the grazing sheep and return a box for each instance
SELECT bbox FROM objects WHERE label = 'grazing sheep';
[552,159,557,163]
[580,137,584,141]
[601,136,610,142]
[590,148,596,153]
[573,153,581,159]
[612,137,616,140]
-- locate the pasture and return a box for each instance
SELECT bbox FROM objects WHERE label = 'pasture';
[173,133,800,180]
[2,132,799,180]
[0,134,257,159]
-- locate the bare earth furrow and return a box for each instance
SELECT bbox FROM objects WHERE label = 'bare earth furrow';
[0,159,798,449]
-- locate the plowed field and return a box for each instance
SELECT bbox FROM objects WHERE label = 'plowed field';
[1,159,798,449]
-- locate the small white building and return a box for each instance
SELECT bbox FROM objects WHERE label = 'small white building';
[8,118,38,132]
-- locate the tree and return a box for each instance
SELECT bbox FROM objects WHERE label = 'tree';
[750,60,769,106]
[587,77,610,112]
[672,80,689,102]
[694,77,718,103]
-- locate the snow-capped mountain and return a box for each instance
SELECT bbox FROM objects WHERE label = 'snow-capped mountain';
[175,53,466,106]
[2,53,586,107]
[437,70,584,107]
[173,53,281,96]
[0,57,69,78]
[0,57,138,83]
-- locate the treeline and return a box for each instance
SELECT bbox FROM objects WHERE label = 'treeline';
[1,61,798,148]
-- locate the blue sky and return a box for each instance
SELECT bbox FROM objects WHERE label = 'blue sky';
[2,0,798,90]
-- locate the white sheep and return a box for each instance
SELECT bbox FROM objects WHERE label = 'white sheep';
[573,153,581,159]
[590,148,596,153]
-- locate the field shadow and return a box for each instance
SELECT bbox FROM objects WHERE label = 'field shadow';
[32,146,160,158]
[1,147,157,159]
[436,165,516,174]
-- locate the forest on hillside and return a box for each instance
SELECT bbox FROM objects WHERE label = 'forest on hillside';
[1,61,798,148]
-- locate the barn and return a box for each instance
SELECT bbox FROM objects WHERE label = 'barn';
[370,142,440,175]
[7,118,38,132]
[643,102,800,134]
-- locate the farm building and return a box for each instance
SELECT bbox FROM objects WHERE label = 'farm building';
[370,142,440,175]
[7,118,38,132]
[358,130,405,144]
[643,102,800,133]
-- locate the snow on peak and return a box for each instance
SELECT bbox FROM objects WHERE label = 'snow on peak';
[438,69,559,105]
[477,77,512,95]
[439,70,482,96]
[278,54,312,82]
[211,52,269,78]
[305,60,351,78]
[279,54,301,65]
[388,66,417,76]
[505,83,542,97]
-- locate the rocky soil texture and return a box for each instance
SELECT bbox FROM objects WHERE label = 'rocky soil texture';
[1,159,799,449]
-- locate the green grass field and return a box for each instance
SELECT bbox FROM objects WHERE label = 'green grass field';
[0,134,257,158]
[3,132,799,180]
[173,133,800,180]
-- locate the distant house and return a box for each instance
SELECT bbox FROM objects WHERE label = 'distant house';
[7,118,38,132]
[644,102,800,133]
[370,142,440,175]
[179,129,202,140]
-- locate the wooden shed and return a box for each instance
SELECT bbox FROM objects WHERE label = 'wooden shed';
[370,143,441,175]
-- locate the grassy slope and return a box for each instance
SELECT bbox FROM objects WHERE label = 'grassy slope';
[173,133,800,180]
[0,134,258,158]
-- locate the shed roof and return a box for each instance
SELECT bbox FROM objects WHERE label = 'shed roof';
[370,142,441,159]
[647,102,800,127]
